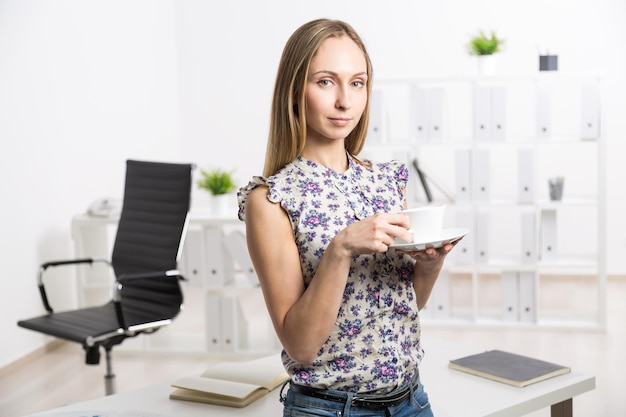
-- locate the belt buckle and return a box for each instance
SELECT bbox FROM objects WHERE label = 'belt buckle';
[350,396,363,406]
[352,389,409,407]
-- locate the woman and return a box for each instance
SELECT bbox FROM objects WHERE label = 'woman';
[238,18,458,416]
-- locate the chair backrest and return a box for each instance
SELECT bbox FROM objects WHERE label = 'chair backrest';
[112,160,192,276]
[111,160,192,325]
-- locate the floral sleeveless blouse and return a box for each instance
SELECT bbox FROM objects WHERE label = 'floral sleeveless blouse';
[237,154,423,394]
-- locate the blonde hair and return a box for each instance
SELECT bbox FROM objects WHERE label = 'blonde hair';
[263,19,373,178]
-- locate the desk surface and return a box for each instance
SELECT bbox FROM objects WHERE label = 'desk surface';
[27,338,595,417]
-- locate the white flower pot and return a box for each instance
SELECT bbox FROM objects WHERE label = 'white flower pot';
[476,55,497,76]
[209,193,234,215]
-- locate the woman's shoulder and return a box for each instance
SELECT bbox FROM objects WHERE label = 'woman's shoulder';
[237,166,296,221]
[238,176,273,221]
[358,157,409,182]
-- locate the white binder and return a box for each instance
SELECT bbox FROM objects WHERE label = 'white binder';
[581,82,600,140]
[411,87,446,142]
[540,208,558,261]
[519,271,537,323]
[454,148,472,202]
[454,210,474,264]
[517,148,535,204]
[179,227,206,287]
[428,88,445,141]
[431,270,451,320]
[411,86,429,142]
[474,86,492,141]
[520,210,536,264]
[223,230,257,285]
[367,88,387,144]
[473,149,491,201]
[205,292,223,352]
[536,83,552,138]
[502,270,519,321]
[491,86,507,141]
[475,211,490,263]
[219,295,238,353]
[204,227,233,286]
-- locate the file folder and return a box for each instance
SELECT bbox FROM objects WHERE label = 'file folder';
[179,227,207,287]
[520,210,536,264]
[536,84,552,138]
[491,86,507,141]
[205,292,223,352]
[431,270,451,320]
[411,87,445,142]
[540,209,558,261]
[517,149,535,204]
[454,210,474,264]
[368,88,387,144]
[475,211,489,263]
[502,271,519,321]
[474,86,492,141]
[411,86,428,142]
[519,271,537,323]
[455,149,472,202]
[428,88,445,141]
[581,82,600,140]
[204,227,234,286]
[473,149,491,201]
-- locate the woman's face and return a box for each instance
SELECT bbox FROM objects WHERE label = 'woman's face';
[304,35,368,144]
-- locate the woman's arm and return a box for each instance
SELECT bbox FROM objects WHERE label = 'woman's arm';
[245,186,412,365]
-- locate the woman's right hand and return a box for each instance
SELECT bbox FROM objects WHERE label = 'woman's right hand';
[332,212,413,256]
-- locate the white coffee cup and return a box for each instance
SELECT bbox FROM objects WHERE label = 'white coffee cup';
[396,204,446,244]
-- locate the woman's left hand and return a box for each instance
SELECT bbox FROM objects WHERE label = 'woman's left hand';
[398,238,463,273]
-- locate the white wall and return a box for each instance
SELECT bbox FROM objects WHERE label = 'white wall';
[2,0,625,369]
[0,0,182,367]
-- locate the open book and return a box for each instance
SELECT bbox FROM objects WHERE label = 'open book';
[170,355,289,408]
[449,349,571,388]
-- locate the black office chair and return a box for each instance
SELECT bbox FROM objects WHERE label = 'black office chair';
[18,159,193,395]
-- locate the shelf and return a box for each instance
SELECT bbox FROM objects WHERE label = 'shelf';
[371,74,606,331]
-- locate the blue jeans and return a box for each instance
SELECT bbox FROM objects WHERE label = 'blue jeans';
[280,378,433,417]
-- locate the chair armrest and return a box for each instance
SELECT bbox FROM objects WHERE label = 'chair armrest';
[115,269,183,285]
[113,270,184,330]
[38,258,111,313]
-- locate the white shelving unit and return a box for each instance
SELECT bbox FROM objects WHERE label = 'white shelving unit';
[364,73,606,331]
[71,211,279,354]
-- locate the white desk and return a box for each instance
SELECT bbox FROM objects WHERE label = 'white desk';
[27,338,594,417]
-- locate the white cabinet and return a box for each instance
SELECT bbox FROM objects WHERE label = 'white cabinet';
[71,212,278,354]
[363,74,606,331]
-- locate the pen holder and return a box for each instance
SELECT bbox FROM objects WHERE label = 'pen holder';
[548,177,564,201]
[539,55,558,71]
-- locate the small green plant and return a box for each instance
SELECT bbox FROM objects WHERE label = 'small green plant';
[467,30,504,56]
[197,168,237,196]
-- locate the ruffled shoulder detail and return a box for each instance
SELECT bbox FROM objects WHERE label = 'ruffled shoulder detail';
[236,175,284,221]
[375,159,409,189]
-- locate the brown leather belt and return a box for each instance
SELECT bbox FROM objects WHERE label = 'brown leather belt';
[289,376,418,408]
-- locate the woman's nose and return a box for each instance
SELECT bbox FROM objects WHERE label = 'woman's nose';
[335,86,352,110]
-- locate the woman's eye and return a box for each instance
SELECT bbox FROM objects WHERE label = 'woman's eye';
[318,79,331,87]
[352,80,364,88]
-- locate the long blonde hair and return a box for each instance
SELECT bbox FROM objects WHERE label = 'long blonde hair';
[263,19,373,178]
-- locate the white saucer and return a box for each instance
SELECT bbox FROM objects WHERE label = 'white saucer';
[389,228,469,251]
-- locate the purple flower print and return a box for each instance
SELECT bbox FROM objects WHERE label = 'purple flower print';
[303,210,330,230]
[298,179,323,196]
[338,318,362,340]
[329,356,356,373]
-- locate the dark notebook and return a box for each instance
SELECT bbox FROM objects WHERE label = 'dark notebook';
[448,349,571,387]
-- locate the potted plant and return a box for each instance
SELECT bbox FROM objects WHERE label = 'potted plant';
[467,30,504,75]
[197,168,238,214]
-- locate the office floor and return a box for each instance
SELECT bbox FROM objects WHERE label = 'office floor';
[2,277,624,417]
